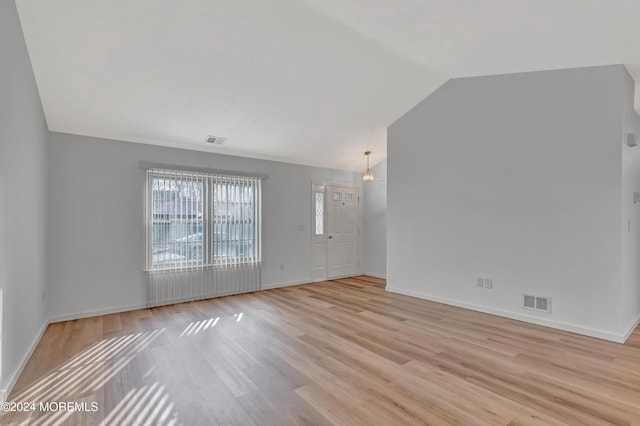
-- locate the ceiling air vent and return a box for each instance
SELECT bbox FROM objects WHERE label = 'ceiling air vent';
[205,135,226,145]
[523,294,552,313]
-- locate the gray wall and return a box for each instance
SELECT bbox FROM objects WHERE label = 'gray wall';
[46,133,361,319]
[388,65,638,341]
[0,0,49,399]
[361,159,387,277]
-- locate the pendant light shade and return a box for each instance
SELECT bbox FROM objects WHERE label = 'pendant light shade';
[363,151,374,183]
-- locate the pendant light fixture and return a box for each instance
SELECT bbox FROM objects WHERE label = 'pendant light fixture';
[362,151,374,183]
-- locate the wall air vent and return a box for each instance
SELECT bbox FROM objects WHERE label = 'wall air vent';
[523,294,552,313]
[205,135,226,145]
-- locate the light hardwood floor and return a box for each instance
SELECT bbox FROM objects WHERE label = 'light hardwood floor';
[3,276,640,425]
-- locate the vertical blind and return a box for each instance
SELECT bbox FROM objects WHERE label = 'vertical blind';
[145,167,262,306]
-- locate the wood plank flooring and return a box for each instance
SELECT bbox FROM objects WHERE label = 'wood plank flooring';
[3,276,640,425]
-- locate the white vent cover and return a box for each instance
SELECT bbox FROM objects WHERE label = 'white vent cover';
[205,135,226,145]
[523,294,552,313]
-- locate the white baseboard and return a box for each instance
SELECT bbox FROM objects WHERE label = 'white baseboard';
[0,320,49,403]
[49,303,148,323]
[386,286,628,343]
[622,312,640,342]
[361,272,387,279]
[261,279,312,290]
[51,280,317,323]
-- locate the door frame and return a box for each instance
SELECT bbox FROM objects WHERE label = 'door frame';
[311,182,360,281]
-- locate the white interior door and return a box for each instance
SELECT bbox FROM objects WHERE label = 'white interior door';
[327,185,359,279]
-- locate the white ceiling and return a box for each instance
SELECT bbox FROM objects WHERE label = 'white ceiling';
[15,0,640,171]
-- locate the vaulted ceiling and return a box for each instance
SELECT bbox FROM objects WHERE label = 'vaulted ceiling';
[16,0,640,171]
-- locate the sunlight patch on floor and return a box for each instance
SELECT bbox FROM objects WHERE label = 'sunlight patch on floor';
[100,382,178,426]
[12,329,164,413]
[179,317,219,337]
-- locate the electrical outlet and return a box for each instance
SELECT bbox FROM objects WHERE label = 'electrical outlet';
[280,264,284,270]
[477,277,484,288]
[484,278,493,289]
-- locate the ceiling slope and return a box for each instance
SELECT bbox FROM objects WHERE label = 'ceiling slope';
[15,0,640,170]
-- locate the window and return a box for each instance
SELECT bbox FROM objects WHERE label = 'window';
[146,168,261,271]
[314,191,324,235]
